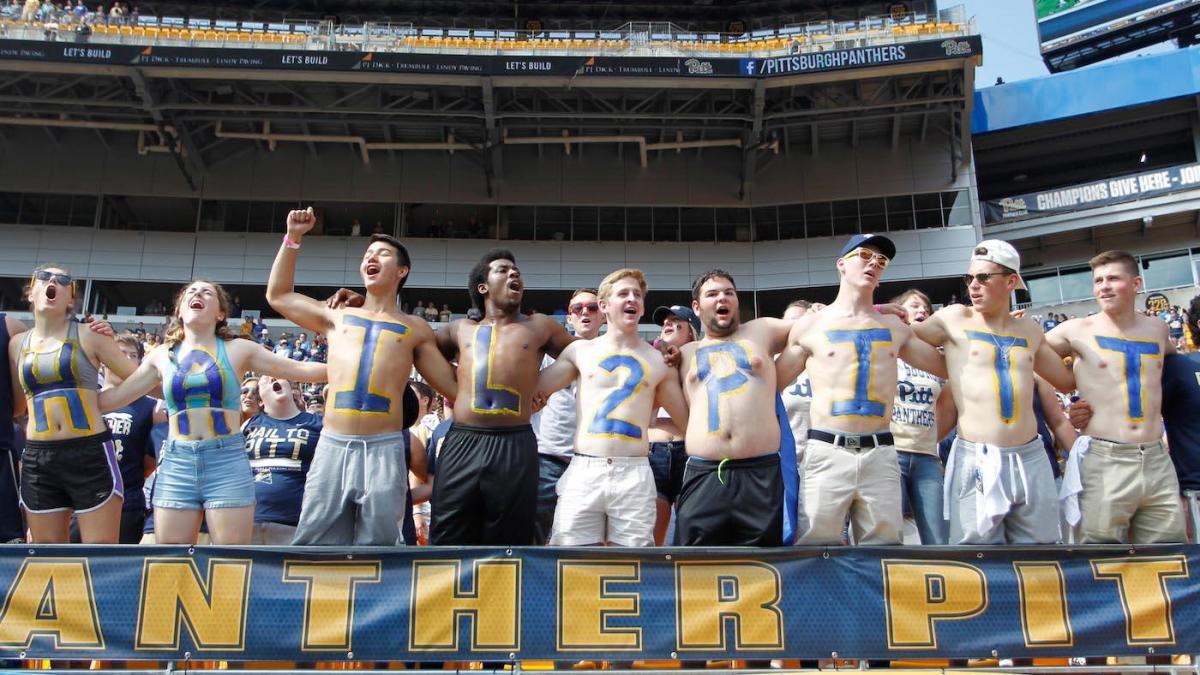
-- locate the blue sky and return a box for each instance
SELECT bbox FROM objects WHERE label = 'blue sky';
[959,0,1177,88]
[959,0,1050,86]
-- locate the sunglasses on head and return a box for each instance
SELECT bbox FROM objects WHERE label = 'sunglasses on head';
[843,247,890,268]
[569,302,600,315]
[963,272,1012,285]
[33,270,73,286]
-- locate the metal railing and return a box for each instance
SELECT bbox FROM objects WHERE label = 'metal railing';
[0,5,974,58]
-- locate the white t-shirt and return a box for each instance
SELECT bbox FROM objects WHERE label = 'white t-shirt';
[780,372,813,445]
[889,360,945,455]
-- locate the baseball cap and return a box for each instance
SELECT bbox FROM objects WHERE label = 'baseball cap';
[972,239,1027,289]
[652,305,702,337]
[840,233,896,261]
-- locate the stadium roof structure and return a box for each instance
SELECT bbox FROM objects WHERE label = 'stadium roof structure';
[0,30,981,198]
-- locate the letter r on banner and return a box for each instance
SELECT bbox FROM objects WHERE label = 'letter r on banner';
[883,560,987,649]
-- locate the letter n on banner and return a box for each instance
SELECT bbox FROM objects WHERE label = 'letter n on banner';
[135,558,252,650]
[0,558,104,650]
[409,559,520,652]
[675,561,783,652]
[882,560,987,649]
[1092,556,1188,645]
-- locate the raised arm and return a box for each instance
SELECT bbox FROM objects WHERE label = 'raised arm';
[774,318,814,387]
[98,350,163,412]
[655,371,689,431]
[411,321,457,400]
[912,308,951,347]
[238,340,328,384]
[82,329,138,382]
[535,343,579,396]
[899,325,948,379]
[266,207,335,334]
[1033,339,1075,393]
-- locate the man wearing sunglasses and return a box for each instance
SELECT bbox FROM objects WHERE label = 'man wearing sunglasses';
[531,287,602,544]
[779,234,946,546]
[911,239,1075,544]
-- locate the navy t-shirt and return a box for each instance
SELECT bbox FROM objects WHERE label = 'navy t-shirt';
[1163,353,1200,492]
[144,420,169,535]
[243,411,322,526]
[102,395,157,512]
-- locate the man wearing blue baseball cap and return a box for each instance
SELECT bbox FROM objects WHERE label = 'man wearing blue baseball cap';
[647,304,702,543]
[778,233,946,545]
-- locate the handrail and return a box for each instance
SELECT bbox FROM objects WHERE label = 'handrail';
[0,5,974,58]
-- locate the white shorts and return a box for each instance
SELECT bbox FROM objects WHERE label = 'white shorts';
[549,454,656,547]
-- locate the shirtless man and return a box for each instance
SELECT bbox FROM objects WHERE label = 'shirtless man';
[429,249,578,545]
[778,235,946,546]
[647,304,700,544]
[536,269,689,546]
[674,270,798,546]
[267,208,456,545]
[1046,250,1185,543]
[912,239,1075,544]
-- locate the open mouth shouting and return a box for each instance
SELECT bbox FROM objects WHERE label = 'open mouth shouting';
[272,380,284,394]
[44,284,57,302]
[364,261,382,279]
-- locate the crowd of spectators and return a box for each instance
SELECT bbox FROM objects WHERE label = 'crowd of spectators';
[1035,302,1191,350]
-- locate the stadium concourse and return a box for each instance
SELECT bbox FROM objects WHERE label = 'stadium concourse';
[0,0,1199,672]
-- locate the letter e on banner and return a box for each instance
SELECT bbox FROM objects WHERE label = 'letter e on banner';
[557,561,641,651]
[883,560,987,649]
[675,561,783,651]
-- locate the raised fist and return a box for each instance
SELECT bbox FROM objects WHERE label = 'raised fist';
[286,207,316,238]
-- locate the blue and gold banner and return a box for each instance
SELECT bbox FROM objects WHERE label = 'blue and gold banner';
[0,545,1197,661]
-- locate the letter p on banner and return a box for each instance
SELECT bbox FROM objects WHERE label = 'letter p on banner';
[883,560,987,649]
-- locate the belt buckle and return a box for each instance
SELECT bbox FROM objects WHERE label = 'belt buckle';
[843,435,862,450]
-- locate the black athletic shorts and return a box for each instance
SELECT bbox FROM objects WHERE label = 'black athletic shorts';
[21,431,123,514]
[673,452,782,547]
[648,440,688,503]
[430,423,538,546]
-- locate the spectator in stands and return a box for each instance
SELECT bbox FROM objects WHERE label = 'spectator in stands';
[1168,306,1185,343]
[274,332,292,358]
[413,300,424,318]
[12,264,134,543]
[439,304,451,323]
[97,279,327,545]
[127,3,135,24]
[258,328,274,350]
[108,1,121,23]
[21,0,40,22]
[425,302,439,323]
[239,375,262,427]
[243,376,322,544]
[1041,313,1059,332]
[350,219,362,237]
[291,335,308,361]
[311,335,327,363]
[373,221,385,235]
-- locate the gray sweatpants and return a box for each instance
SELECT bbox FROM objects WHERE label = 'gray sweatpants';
[292,430,408,546]
[947,436,1059,545]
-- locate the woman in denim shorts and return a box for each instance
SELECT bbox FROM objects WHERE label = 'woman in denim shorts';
[100,280,326,544]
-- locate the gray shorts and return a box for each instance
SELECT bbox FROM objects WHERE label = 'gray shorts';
[292,430,408,546]
[947,436,1059,545]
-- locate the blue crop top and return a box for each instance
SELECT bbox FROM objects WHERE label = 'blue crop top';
[161,340,241,436]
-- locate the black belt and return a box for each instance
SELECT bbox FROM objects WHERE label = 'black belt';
[807,429,893,450]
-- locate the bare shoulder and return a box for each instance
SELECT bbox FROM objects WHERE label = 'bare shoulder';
[934,303,970,323]
[4,315,28,335]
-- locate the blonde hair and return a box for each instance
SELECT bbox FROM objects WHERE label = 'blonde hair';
[164,279,238,349]
[598,268,647,301]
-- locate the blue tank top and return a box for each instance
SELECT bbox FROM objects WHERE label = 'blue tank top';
[18,322,102,436]
[161,340,241,437]
[0,314,13,451]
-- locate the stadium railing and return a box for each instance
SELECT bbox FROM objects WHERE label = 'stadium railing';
[0,5,973,58]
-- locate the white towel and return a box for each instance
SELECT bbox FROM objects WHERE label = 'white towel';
[1058,435,1092,527]
[976,443,1009,535]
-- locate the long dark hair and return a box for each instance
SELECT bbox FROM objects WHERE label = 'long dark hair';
[1187,294,1200,351]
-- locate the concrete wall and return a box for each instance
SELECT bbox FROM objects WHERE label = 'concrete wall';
[0,128,972,207]
[0,223,979,291]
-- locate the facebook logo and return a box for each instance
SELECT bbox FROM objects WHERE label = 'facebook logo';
[741,59,757,75]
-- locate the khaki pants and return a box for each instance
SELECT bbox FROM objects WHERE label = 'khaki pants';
[1181,491,1200,543]
[796,436,901,545]
[1075,438,1186,544]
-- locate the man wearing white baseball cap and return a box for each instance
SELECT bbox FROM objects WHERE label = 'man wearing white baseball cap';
[912,239,1076,544]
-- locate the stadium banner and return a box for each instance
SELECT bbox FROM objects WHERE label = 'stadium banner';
[0,36,981,78]
[983,161,1200,224]
[0,544,1198,661]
